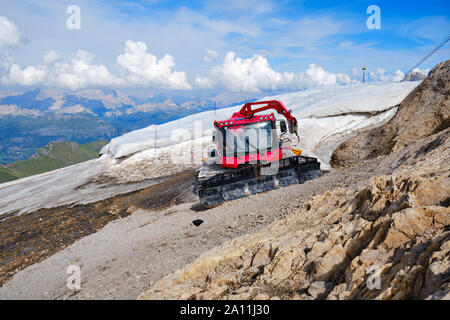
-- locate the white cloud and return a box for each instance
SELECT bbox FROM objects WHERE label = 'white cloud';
[117,40,191,90]
[50,51,124,89]
[2,50,124,89]
[336,73,352,84]
[412,67,430,75]
[195,52,352,92]
[368,68,405,82]
[43,50,60,64]
[2,41,191,90]
[0,16,21,50]
[194,76,215,89]
[204,49,219,62]
[0,52,14,73]
[375,68,387,81]
[304,63,351,86]
[195,51,295,92]
[3,64,46,86]
[393,70,405,82]
[74,50,95,64]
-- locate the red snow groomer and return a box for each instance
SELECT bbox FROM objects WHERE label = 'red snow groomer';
[196,100,321,207]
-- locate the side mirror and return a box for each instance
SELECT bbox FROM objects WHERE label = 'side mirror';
[279,120,287,133]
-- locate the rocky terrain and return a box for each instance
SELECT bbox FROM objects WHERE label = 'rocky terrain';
[139,62,450,300]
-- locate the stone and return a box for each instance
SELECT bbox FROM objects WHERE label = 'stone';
[307,281,334,299]
[192,219,204,227]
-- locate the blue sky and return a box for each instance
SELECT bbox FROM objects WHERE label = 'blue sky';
[0,0,449,92]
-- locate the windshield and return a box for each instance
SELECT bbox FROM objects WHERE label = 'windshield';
[223,121,273,155]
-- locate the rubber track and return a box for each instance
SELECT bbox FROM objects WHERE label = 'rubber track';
[197,156,321,207]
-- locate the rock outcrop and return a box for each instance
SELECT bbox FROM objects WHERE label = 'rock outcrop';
[330,60,449,169]
[140,129,449,300]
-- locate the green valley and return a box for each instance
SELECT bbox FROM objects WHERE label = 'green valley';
[0,140,107,184]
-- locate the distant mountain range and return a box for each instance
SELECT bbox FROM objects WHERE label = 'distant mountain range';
[0,140,107,184]
[402,71,427,82]
[0,88,257,164]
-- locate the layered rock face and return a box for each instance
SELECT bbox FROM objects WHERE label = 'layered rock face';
[330,60,449,169]
[140,128,449,300]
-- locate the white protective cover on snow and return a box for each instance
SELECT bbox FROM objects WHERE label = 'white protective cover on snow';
[0,81,420,218]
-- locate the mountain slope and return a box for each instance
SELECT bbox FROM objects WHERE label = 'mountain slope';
[0,74,443,300]
[331,60,450,168]
[0,168,18,183]
[0,140,107,184]
[0,114,116,164]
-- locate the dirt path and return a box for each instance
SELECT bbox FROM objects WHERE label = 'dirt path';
[0,157,391,299]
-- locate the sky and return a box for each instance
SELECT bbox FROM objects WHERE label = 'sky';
[0,0,449,93]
